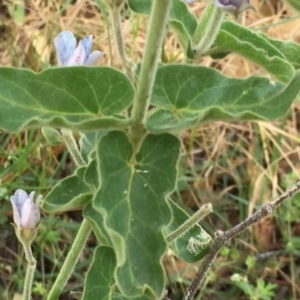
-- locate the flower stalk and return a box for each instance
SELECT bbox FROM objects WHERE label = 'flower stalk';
[22,241,37,300]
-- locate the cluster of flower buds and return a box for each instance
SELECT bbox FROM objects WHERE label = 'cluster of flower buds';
[53,31,102,66]
[185,0,254,14]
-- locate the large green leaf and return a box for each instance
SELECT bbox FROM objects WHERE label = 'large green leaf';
[167,201,211,263]
[93,131,180,298]
[82,246,116,300]
[0,67,134,132]
[146,65,300,133]
[42,166,92,213]
[215,21,294,83]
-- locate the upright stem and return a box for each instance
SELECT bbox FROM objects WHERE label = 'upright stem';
[47,219,91,300]
[129,0,172,148]
[192,4,225,59]
[22,242,36,300]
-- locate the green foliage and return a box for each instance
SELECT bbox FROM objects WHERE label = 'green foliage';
[41,166,93,212]
[0,67,134,132]
[231,275,277,300]
[83,246,116,300]
[146,65,300,132]
[4,0,300,299]
[166,201,211,262]
[215,21,294,83]
[169,0,197,52]
[92,131,180,298]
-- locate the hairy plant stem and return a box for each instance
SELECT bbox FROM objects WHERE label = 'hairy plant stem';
[192,4,224,59]
[47,219,91,300]
[183,181,300,300]
[22,241,36,300]
[107,0,133,81]
[129,0,172,152]
[61,129,86,166]
[166,203,213,243]
[48,130,91,300]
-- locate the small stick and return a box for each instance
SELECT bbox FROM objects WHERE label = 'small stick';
[183,180,300,300]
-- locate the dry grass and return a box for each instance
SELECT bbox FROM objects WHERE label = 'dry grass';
[1,0,300,299]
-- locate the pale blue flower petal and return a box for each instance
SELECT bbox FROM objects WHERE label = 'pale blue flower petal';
[80,35,93,63]
[66,43,86,66]
[53,31,77,66]
[11,189,28,215]
[85,51,103,66]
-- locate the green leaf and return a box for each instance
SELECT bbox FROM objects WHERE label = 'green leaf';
[93,131,180,298]
[127,0,152,14]
[42,166,92,213]
[82,246,116,300]
[215,21,294,82]
[259,33,300,69]
[79,131,108,163]
[0,67,134,132]
[83,203,110,245]
[169,0,197,51]
[128,0,196,53]
[146,65,300,133]
[84,159,99,191]
[167,201,211,262]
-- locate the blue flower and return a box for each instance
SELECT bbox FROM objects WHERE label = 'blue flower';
[54,31,103,66]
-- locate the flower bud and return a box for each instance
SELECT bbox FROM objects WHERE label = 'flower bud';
[10,189,41,230]
[185,0,254,14]
[214,0,254,14]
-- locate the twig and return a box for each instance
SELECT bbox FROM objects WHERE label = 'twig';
[183,180,300,300]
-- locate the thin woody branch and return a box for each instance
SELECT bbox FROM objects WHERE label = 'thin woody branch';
[183,180,300,300]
